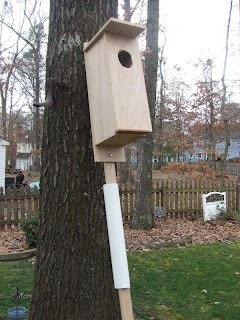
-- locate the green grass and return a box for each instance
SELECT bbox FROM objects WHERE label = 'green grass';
[128,242,240,320]
[0,243,240,319]
[0,259,35,319]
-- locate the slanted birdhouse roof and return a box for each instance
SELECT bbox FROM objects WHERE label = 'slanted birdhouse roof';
[83,17,145,52]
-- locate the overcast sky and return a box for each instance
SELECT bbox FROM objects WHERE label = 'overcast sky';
[160,0,240,99]
[161,0,229,65]
[4,0,239,103]
[124,0,239,100]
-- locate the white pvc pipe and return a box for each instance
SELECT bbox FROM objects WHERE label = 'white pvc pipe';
[103,183,130,289]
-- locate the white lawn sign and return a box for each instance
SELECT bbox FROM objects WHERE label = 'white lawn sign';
[202,192,226,222]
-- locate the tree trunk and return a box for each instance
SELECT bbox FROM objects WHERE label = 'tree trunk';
[117,0,135,184]
[209,79,216,170]
[118,147,135,184]
[124,0,131,21]
[220,0,232,185]
[132,0,159,230]
[158,39,166,169]
[0,92,7,139]
[0,57,18,140]
[220,119,230,185]
[29,1,121,319]
[33,35,41,170]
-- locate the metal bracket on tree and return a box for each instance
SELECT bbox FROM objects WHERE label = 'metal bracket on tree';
[33,78,66,108]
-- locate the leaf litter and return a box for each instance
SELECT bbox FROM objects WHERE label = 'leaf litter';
[1,217,240,253]
[124,218,240,252]
[0,228,27,253]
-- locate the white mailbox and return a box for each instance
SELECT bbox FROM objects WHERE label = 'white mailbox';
[84,18,152,162]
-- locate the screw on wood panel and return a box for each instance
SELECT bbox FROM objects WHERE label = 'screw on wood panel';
[108,154,113,157]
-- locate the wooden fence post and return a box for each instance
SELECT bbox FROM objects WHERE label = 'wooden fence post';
[236,184,240,212]
[161,186,167,211]
[0,194,4,230]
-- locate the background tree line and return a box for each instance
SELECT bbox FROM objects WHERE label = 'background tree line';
[0,0,47,169]
[0,0,239,173]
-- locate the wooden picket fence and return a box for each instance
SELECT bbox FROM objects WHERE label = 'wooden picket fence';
[0,180,239,227]
[120,180,240,219]
[0,186,39,229]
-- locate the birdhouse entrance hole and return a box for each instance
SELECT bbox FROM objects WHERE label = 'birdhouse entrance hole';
[84,18,152,162]
[118,50,132,68]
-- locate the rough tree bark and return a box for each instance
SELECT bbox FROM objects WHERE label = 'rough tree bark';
[118,147,135,184]
[29,1,121,319]
[157,32,166,168]
[132,0,159,230]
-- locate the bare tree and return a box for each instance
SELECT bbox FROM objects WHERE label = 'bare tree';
[1,0,47,169]
[132,0,159,230]
[0,50,20,139]
[156,28,166,167]
[220,0,233,184]
[0,1,27,139]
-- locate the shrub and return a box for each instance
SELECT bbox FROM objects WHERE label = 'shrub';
[20,214,39,247]
[218,208,240,222]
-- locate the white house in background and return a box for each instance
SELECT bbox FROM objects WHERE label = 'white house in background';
[0,138,10,193]
[17,140,34,154]
[16,153,33,171]
[16,134,34,171]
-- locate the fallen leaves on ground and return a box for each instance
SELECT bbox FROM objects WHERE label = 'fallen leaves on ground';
[1,218,240,254]
[0,228,28,253]
[124,218,240,252]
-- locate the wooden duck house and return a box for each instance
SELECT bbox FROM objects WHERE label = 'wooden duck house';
[84,18,152,162]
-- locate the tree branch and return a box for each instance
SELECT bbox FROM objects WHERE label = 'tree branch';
[1,20,35,49]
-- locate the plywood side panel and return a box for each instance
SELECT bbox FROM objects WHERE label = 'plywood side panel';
[84,37,117,146]
[105,33,152,133]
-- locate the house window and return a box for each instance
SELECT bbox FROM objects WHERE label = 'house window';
[207,154,214,161]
